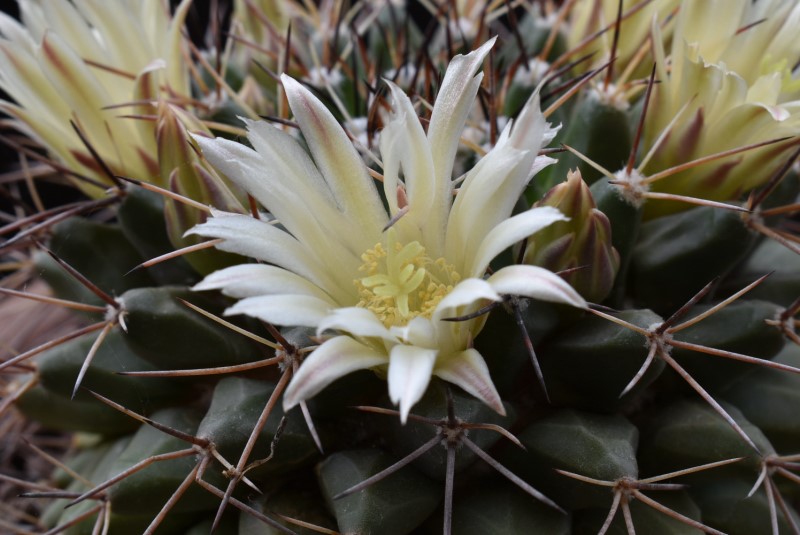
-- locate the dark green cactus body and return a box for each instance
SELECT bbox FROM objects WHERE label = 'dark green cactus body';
[107,407,215,515]
[117,188,198,286]
[197,377,318,478]
[118,286,264,369]
[384,384,514,480]
[668,299,785,390]
[539,90,632,194]
[638,401,773,482]
[631,206,756,313]
[572,491,703,535]
[538,309,664,411]
[590,177,644,305]
[16,383,140,435]
[317,449,441,534]
[8,7,800,535]
[448,480,571,535]
[722,345,800,454]
[691,479,800,535]
[503,409,639,510]
[725,238,800,308]
[35,217,154,307]
[36,330,189,410]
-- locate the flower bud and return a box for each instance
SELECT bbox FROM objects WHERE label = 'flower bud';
[156,102,244,273]
[524,170,620,302]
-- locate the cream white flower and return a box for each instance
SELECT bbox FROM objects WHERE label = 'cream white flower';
[568,0,679,80]
[640,0,800,216]
[0,0,192,195]
[190,40,587,422]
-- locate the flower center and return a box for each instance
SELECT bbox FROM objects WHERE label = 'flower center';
[355,228,460,327]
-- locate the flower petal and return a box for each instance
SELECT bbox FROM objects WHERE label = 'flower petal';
[427,38,495,188]
[192,130,314,207]
[488,265,587,309]
[38,0,98,64]
[0,100,76,172]
[187,211,349,302]
[38,32,110,122]
[193,263,335,303]
[430,278,502,354]
[433,278,501,323]
[467,205,568,276]
[434,348,505,416]
[225,294,333,328]
[447,89,558,273]
[445,145,529,271]
[37,32,141,170]
[0,12,36,52]
[192,134,362,276]
[505,91,556,152]
[247,119,377,240]
[317,307,394,342]
[390,316,437,349]
[281,74,387,233]
[283,336,386,411]
[388,345,438,423]
[71,0,152,72]
[380,81,440,250]
[165,0,192,95]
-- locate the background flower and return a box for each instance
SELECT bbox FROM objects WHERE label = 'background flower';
[0,0,193,195]
[642,0,800,217]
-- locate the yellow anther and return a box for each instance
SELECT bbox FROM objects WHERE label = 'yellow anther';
[355,229,459,327]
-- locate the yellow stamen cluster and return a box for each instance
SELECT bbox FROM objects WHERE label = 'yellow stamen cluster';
[355,229,460,327]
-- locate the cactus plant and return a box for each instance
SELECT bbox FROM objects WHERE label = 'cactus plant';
[1,1,800,534]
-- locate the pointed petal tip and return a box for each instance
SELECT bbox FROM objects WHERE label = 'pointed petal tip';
[474,36,498,57]
[141,58,167,73]
[388,345,437,425]
[435,348,505,416]
[282,375,304,414]
[282,390,300,414]
[280,74,314,110]
[535,205,569,221]
[448,36,498,67]
[182,223,202,238]
[398,401,411,425]
[190,279,209,292]
[189,131,214,149]
[280,73,303,95]
[236,114,255,128]
[286,336,387,410]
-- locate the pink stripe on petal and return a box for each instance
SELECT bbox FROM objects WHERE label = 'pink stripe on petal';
[435,349,505,416]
